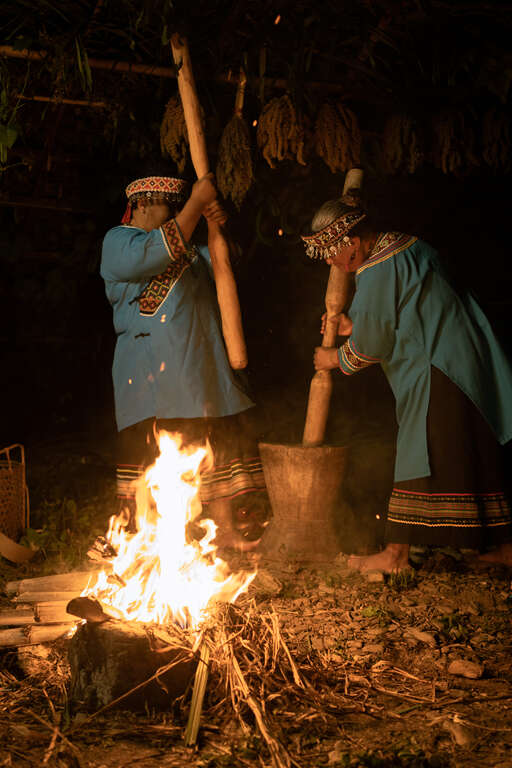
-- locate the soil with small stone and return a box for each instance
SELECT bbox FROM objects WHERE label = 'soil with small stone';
[1,439,511,768]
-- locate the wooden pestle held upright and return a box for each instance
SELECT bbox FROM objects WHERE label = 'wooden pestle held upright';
[302,168,364,446]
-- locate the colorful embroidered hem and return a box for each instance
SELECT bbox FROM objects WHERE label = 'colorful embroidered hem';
[338,337,379,375]
[357,232,417,275]
[116,464,144,499]
[138,219,194,316]
[199,457,267,503]
[388,488,512,529]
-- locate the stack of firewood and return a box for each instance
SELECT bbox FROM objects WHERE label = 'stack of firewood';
[0,569,107,647]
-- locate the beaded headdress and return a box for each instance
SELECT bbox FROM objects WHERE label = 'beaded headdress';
[301,209,366,260]
[121,176,188,224]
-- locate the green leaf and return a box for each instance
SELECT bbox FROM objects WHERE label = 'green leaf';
[12,35,33,51]
[161,24,168,46]
[82,47,93,91]
[0,123,18,148]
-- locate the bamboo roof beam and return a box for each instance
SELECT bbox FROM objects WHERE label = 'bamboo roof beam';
[0,44,348,93]
[15,93,109,108]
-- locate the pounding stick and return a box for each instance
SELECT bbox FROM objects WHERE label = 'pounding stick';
[170,34,248,370]
[302,168,364,446]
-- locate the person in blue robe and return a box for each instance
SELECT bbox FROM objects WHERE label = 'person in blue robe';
[100,171,269,550]
[302,194,512,572]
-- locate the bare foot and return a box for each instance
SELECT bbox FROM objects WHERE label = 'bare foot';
[348,543,410,573]
[476,542,512,567]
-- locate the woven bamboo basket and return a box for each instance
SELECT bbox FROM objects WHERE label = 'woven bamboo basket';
[0,444,29,541]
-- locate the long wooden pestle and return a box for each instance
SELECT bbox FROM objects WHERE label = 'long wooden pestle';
[302,168,364,446]
[170,34,248,370]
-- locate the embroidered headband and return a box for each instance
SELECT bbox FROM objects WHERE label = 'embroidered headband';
[301,209,367,260]
[121,176,188,224]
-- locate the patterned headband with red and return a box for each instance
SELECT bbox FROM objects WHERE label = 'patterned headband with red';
[121,176,188,224]
[301,209,367,260]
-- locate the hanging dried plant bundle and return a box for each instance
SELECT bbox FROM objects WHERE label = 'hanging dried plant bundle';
[431,111,478,175]
[314,101,361,173]
[216,115,253,208]
[381,114,423,174]
[160,94,189,173]
[216,71,253,209]
[256,94,307,168]
[482,108,510,171]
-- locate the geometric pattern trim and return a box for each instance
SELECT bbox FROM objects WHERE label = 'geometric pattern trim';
[199,457,267,503]
[388,488,512,529]
[357,232,418,275]
[116,464,144,500]
[301,210,367,260]
[337,337,379,376]
[138,218,195,317]
[125,176,187,200]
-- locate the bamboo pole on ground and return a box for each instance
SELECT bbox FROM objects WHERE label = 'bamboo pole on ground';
[14,591,84,604]
[5,568,108,597]
[0,623,76,648]
[170,33,248,370]
[0,601,72,626]
[302,167,364,446]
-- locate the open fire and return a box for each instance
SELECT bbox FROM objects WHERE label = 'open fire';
[82,431,256,629]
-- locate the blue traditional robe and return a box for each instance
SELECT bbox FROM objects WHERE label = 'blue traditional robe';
[337,233,512,482]
[101,219,254,431]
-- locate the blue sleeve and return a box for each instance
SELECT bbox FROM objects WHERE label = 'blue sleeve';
[198,244,215,282]
[101,219,191,282]
[337,311,395,375]
[337,260,397,376]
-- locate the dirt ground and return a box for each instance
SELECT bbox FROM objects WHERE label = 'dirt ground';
[1,552,511,768]
[1,438,511,768]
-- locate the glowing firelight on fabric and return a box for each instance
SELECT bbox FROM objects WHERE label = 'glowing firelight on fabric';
[82,431,255,628]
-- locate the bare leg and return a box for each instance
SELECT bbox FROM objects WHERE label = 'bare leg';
[348,543,410,573]
[476,541,512,567]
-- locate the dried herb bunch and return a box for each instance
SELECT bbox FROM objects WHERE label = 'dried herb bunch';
[482,108,510,172]
[160,94,189,174]
[257,94,307,168]
[431,111,479,175]
[216,71,254,209]
[381,113,423,174]
[314,101,361,173]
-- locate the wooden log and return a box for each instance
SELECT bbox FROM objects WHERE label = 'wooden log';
[0,601,71,626]
[170,33,248,370]
[68,621,197,712]
[5,569,107,597]
[0,623,75,647]
[0,608,33,626]
[302,167,364,446]
[14,591,84,604]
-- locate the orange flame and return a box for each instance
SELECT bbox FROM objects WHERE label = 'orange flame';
[84,431,255,628]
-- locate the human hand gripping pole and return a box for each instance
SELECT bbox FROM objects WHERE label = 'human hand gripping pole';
[170,34,248,370]
[302,168,364,446]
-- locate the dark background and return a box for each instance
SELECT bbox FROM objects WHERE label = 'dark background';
[1,0,510,550]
